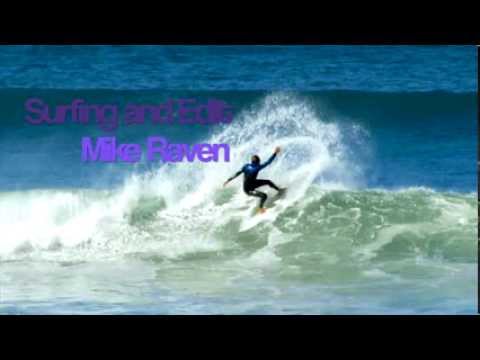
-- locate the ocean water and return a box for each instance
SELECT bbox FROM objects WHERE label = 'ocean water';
[0,46,477,314]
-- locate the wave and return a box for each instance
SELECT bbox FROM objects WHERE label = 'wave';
[0,93,476,270]
[0,187,476,265]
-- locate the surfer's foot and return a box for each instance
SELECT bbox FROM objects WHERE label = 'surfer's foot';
[257,207,267,214]
[278,187,287,193]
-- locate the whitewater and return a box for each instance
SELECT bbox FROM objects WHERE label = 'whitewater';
[0,93,476,314]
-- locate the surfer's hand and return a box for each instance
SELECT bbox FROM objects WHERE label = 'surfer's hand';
[274,146,281,154]
[223,180,229,187]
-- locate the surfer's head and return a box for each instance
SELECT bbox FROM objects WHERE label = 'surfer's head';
[251,155,260,164]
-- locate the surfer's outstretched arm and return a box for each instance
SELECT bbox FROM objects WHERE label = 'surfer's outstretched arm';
[224,168,243,187]
[259,147,281,170]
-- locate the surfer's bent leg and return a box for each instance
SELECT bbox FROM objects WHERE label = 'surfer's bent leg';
[247,190,268,208]
[254,179,281,191]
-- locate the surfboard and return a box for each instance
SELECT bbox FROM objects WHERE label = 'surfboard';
[238,188,287,232]
[267,188,287,207]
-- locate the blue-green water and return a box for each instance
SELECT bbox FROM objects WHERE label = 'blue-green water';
[0,46,477,314]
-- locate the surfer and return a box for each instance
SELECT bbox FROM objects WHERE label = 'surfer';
[223,146,285,213]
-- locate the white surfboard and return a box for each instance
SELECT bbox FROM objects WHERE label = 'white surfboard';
[238,188,287,232]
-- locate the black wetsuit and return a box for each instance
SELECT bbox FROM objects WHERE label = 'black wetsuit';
[227,153,280,208]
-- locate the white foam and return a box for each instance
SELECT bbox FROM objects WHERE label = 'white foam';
[0,93,362,261]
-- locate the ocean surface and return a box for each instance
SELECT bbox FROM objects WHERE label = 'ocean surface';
[0,46,477,314]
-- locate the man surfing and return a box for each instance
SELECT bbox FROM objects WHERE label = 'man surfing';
[223,146,285,214]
